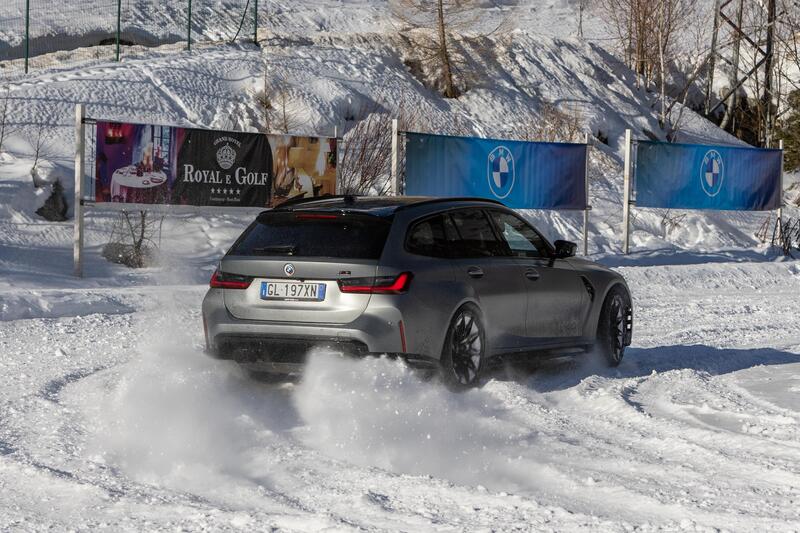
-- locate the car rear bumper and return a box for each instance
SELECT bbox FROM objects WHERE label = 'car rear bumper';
[211,333,367,374]
[202,289,438,373]
[207,334,437,374]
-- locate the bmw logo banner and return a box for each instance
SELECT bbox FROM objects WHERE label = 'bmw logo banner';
[634,141,782,211]
[404,132,588,210]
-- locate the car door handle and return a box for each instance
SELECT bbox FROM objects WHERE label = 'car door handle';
[467,266,484,279]
[525,268,540,281]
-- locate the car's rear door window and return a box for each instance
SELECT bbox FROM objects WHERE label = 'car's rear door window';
[448,209,510,258]
[229,211,391,259]
[406,215,459,257]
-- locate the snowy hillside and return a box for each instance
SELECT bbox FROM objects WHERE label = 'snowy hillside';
[0,24,777,260]
[1,2,800,532]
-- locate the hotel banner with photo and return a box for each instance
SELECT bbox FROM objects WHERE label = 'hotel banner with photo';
[93,121,337,208]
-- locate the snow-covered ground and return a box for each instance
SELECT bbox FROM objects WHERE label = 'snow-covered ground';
[2,1,800,530]
[2,246,800,531]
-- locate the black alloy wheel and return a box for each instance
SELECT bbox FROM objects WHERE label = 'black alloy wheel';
[441,304,485,389]
[598,287,630,366]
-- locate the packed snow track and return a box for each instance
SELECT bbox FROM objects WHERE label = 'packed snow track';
[1,261,799,531]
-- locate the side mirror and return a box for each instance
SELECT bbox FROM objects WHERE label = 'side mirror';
[554,240,577,258]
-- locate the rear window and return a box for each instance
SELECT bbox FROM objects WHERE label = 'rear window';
[405,214,460,258]
[229,211,392,259]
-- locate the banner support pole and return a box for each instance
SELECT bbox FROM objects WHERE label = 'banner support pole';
[73,104,86,278]
[115,0,122,61]
[622,129,633,255]
[391,118,399,196]
[24,0,30,73]
[778,138,784,241]
[333,125,340,194]
[253,0,259,44]
[583,132,591,256]
[187,0,193,51]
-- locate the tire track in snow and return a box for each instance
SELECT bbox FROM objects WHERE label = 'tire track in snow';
[483,365,800,527]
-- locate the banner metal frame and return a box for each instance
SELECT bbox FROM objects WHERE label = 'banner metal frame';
[394,128,594,256]
[73,104,86,277]
[622,129,633,255]
[390,118,399,196]
[583,132,592,256]
[778,138,784,241]
[622,130,785,255]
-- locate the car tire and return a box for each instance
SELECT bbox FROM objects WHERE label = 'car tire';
[596,286,631,367]
[440,303,486,390]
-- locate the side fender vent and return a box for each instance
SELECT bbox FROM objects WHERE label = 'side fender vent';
[580,276,595,302]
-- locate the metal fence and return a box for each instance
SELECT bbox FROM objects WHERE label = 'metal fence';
[0,0,263,77]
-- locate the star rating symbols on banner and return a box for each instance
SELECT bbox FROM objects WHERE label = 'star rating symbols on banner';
[211,188,242,196]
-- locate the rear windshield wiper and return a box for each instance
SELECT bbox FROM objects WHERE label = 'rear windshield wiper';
[251,245,297,255]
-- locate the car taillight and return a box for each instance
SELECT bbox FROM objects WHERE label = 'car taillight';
[338,272,413,294]
[209,270,253,289]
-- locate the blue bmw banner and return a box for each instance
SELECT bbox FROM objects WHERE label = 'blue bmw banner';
[404,133,587,209]
[635,141,782,211]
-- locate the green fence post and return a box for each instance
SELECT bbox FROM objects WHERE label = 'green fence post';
[253,0,259,44]
[24,0,30,73]
[115,0,122,61]
[187,0,193,51]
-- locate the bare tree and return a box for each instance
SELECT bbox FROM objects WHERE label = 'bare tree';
[103,210,164,268]
[255,69,301,134]
[597,0,700,134]
[515,101,582,143]
[660,209,686,237]
[597,0,654,85]
[733,2,778,146]
[390,0,485,98]
[255,76,275,133]
[28,122,55,187]
[337,102,423,195]
[337,111,394,195]
[274,89,299,134]
[766,0,800,145]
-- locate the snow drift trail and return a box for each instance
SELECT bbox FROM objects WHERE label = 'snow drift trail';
[1,261,800,530]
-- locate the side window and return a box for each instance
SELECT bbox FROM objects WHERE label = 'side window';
[406,215,454,258]
[489,211,550,258]
[448,209,509,258]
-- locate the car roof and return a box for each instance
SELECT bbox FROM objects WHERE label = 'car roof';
[270,195,504,217]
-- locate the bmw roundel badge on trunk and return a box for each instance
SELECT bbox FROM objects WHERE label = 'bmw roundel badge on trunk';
[487,146,515,199]
[284,263,295,276]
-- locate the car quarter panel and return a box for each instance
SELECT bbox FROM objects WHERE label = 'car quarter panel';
[565,257,632,340]
[376,211,473,359]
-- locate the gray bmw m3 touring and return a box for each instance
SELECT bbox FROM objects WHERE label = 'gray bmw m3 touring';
[202,196,633,388]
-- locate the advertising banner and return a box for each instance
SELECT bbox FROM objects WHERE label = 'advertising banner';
[404,132,587,209]
[94,121,337,207]
[635,141,781,211]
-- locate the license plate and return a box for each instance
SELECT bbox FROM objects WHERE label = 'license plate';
[260,281,327,301]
